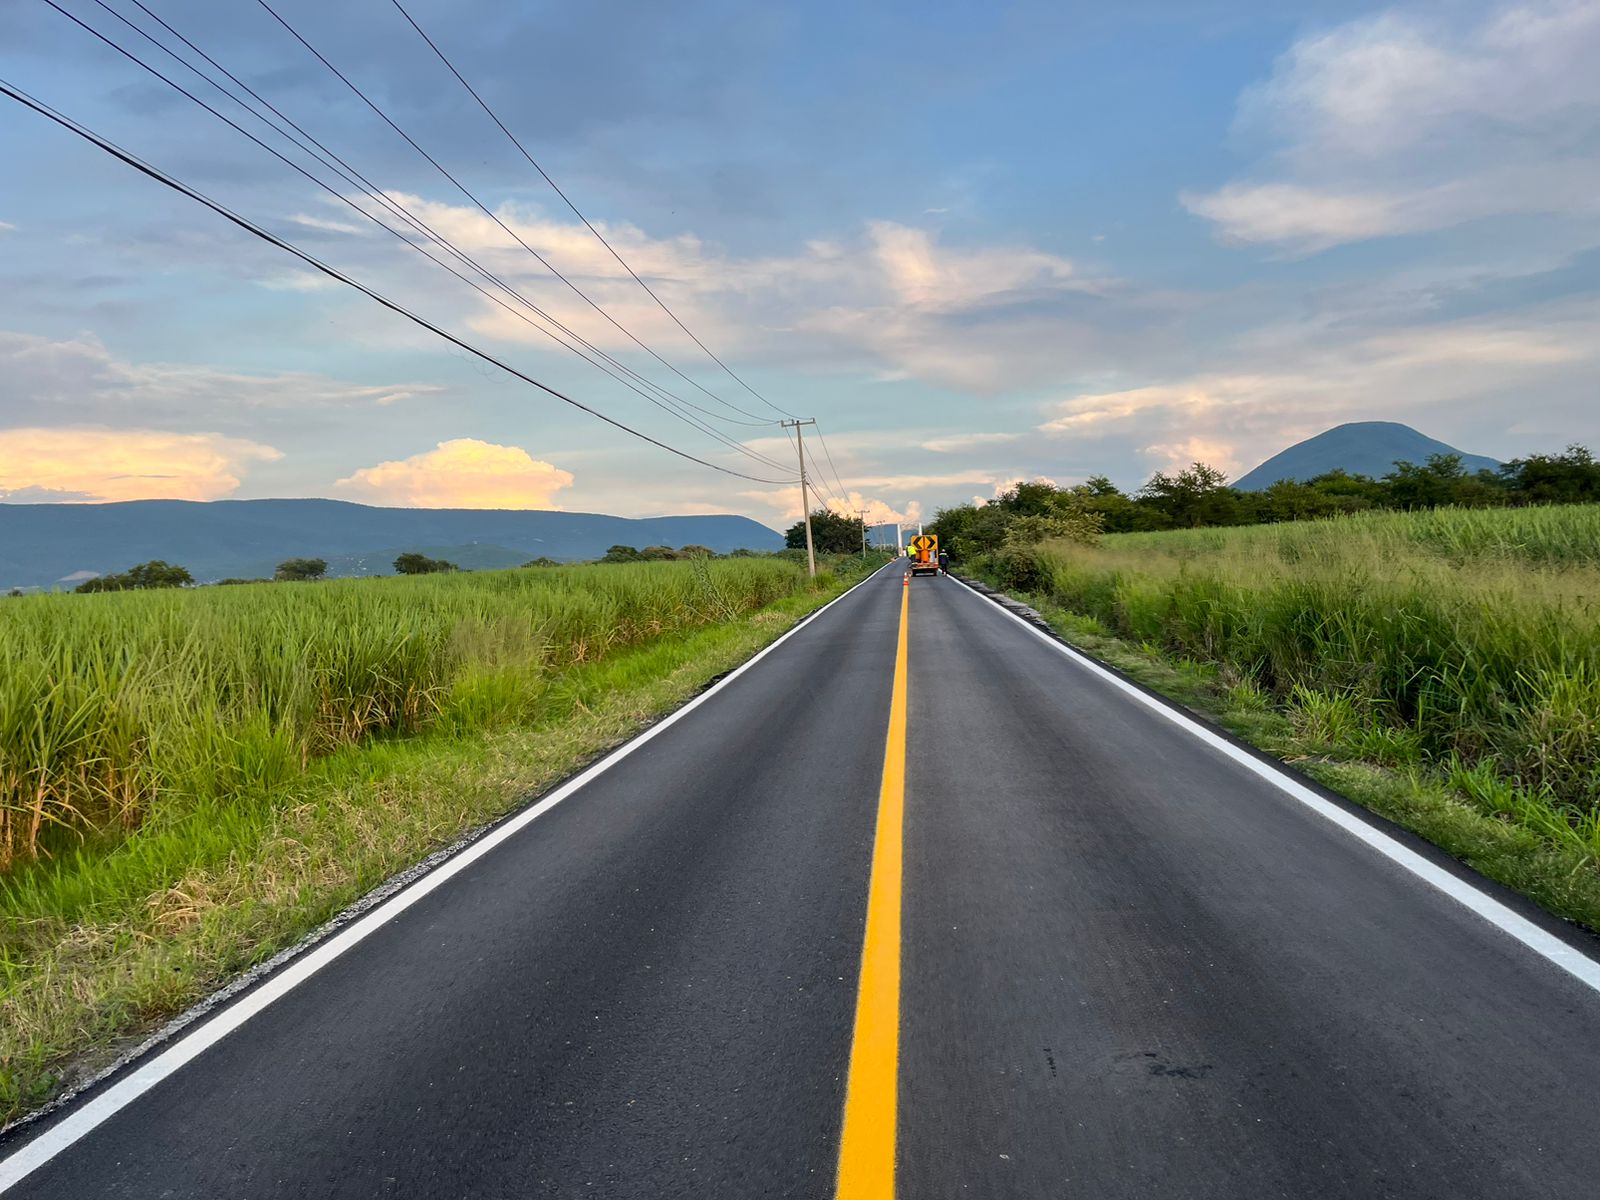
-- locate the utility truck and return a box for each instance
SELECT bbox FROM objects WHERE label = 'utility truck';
[908,534,942,577]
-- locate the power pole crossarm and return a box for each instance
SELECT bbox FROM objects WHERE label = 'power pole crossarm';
[781,418,817,577]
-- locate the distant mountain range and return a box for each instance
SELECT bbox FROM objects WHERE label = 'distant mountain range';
[0,499,783,590]
[1233,422,1501,491]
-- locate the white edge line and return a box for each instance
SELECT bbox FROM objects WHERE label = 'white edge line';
[0,561,896,1192]
[949,576,1600,996]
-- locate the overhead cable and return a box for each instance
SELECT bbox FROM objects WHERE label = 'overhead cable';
[814,426,852,507]
[50,0,790,475]
[255,0,784,434]
[0,79,796,485]
[385,0,796,422]
[110,0,769,434]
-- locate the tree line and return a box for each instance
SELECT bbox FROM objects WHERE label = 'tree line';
[70,552,460,593]
[59,545,792,593]
[597,543,719,562]
[782,509,869,554]
[929,444,1600,559]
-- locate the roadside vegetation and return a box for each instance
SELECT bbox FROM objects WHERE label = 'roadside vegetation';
[0,554,881,1122]
[784,508,871,553]
[930,443,1600,549]
[954,503,1600,933]
[72,560,193,593]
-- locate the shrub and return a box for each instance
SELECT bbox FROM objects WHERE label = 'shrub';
[275,557,328,582]
[986,545,1053,593]
[75,560,193,593]
[393,552,456,575]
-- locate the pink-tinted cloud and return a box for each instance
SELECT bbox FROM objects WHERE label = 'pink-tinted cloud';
[335,438,575,509]
[0,427,282,502]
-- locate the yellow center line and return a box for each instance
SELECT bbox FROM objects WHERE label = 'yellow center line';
[835,575,910,1199]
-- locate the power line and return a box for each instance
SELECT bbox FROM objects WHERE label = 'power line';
[0,78,797,485]
[385,0,795,422]
[814,425,852,506]
[73,0,785,471]
[53,0,791,476]
[254,0,783,435]
[802,439,845,512]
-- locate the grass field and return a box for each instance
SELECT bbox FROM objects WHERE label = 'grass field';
[0,558,806,871]
[977,504,1600,926]
[0,557,873,1120]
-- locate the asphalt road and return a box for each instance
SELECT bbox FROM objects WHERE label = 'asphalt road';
[6,564,1600,1198]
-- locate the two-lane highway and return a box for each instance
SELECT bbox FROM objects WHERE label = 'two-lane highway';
[6,564,1600,1197]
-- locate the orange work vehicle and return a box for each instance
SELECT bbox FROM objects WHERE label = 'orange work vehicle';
[908,534,941,577]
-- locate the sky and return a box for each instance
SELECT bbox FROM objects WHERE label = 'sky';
[1,0,1597,531]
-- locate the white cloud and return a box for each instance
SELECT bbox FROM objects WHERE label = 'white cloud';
[1039,299,1600,472]
[288,213,366,235]
[822,491,924,527]
[850,469,1005,491]
[365,195,1114,393]
[0,221,14,234]
[1141,438,1243,477]
[737,459,1007,523]
[0,330,442,426]
[335,438,575,509]
[1185,1,1600,250]
[1183,184,1408,250]
[864,221,1084,312]
[740,483,930,524]
[0,427,281,502]
[920,431,1025,453]
[258,270,339,292]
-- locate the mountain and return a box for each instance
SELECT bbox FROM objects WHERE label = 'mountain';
[1233,422,1501,491]
[0,499,783,589]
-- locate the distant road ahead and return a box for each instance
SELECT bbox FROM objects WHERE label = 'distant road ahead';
[6,564,1600,1198]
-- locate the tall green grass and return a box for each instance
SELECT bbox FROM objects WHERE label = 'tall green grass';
[0,560,805,870]
[1006,506,1600,815]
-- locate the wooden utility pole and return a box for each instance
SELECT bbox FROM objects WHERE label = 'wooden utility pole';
[855,509,869,559]
[781,418,817,577]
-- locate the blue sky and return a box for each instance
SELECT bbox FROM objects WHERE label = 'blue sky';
[2,0,1597,528]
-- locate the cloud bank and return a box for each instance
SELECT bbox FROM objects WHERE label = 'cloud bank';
[1184,1,1600,251]
[335,438,576,509]
[0,427,282,502]
[0,330,441,428]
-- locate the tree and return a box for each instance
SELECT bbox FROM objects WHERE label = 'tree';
[926,481,1106,560]
[638,545,679,561]
[927,502,1011,558]
[677,544,715,559]
[600,544,641,563]
[275,557,328,582]
[1137,463,1238,528]
[522,556,561,567]
[76,560,193,593]
[993,479,1071,517]
[784,509,865,554]
[1382,454,1474,510]
[1002,511,1103,548]
[393,552,456,575]
[6,588,21,598]
[126,560,194,589]
[1499,444,1600,505]
[1069,475,1144,533]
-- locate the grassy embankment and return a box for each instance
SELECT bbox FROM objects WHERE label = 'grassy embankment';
[972,505,1600,930]
[0,555,878,1123]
